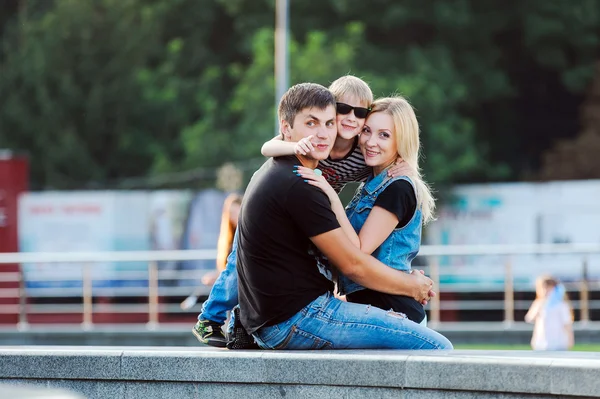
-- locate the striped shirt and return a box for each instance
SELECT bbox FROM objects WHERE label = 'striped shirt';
[319,137,371,193]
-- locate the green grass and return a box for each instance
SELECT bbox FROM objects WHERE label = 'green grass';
[454,344,600,352]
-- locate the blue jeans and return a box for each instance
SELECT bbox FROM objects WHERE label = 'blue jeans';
[198,230,239,325]
[253,292,453,350]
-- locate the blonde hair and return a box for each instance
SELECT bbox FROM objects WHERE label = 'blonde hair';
[329,75,373,106]
[216,193,243,271]
[370,96,435,224]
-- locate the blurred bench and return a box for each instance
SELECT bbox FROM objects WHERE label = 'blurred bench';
[0,384,84,399]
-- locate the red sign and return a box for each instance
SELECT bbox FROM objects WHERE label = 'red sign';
[0,152,28,324]
[0,154,29,253]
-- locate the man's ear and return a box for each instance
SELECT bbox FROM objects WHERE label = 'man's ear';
[280,119,292,141]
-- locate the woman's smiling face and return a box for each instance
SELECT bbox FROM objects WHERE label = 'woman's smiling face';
[359,111,398,174]
[336,94,369,140]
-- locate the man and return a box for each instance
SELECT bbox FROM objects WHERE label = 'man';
[237,83,452,349]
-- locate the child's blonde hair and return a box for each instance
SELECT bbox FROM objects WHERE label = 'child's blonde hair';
[329,75,373,106]
[370,96,435,224]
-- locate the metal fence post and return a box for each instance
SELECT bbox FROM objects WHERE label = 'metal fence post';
[580,257,590,326]
[504,257,514,327]
[429,257,441,327]
[17,262,28,331]
[147,261,159,330]
[82,263,93,330]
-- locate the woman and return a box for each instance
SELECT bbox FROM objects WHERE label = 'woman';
[181,193,242,310]
[296,96,434,324]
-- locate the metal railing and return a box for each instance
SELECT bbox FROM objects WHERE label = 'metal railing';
[419,243,600,328]
[0,243,599,330]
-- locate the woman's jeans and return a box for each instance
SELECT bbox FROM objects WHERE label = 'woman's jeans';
[253,292,453,350]
[198,230,239,325]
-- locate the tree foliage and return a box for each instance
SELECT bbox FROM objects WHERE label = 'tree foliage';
[1,0,599,189]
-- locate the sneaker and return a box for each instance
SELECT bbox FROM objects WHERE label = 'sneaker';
[192,320,227,348]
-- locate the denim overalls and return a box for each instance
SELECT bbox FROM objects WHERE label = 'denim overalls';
[338,170,422,296]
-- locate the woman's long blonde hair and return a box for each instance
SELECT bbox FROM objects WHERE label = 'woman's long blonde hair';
[370,96,435,224]
[216,193,243,271]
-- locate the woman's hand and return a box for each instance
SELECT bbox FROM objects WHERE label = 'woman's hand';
[294,135,315,155]
[412,269,436,306]
[298,171,362,250]
[295,166,338,203]
[387,159,415,178]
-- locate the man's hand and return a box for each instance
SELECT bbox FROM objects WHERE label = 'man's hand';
[422,289,436,306]
[409,269,434,305]
[414,269,436,305]
[311,229,437,299]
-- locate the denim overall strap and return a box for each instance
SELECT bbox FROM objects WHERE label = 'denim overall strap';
[340,171,422,296]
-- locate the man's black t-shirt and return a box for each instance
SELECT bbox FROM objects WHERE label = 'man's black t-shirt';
[237,156,341,334]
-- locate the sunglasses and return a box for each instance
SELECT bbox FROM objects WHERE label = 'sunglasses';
[336,102,371,119]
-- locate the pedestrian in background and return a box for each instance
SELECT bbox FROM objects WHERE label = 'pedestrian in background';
[180,193,242,316]
[525,275,574,351]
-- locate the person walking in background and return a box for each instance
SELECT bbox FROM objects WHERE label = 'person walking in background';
[182,194,242,344]
[295,96,433,325]
[525,275,574,351]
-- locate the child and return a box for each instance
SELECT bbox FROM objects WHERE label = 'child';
[525,275,574,351]
[261,75,410,192]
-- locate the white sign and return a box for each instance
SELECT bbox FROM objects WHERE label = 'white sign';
[426,180,600,288]
[18,192,150,296]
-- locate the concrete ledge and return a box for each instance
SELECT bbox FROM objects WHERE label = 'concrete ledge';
[2,322,600,346]
[0,347,597,398]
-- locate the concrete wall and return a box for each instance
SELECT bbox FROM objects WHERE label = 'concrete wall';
[0,347,597,399]
[2,322,600,346]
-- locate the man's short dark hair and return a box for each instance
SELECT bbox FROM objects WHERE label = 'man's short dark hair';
[278,83,335,129]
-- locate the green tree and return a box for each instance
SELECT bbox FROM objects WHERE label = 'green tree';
[1,0,600,189]
[0,0,246,188]
[1,0,165,187]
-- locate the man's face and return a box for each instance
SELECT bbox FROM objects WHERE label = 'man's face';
[281,105,337,161]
